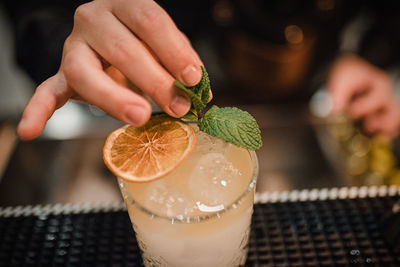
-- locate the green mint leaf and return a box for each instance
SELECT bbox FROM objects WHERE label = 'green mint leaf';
[175,80,206,111]
[186,66,210,106]
[198,105,262,150]
[181,109,198,121]
[175,67,261,150]
[175,66,210,113]
[197,66,210,106]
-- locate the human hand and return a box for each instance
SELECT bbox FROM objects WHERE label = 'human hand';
[328,54,400,138]
[17,0,205,140]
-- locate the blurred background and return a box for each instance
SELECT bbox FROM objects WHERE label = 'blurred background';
[1,0,400,206]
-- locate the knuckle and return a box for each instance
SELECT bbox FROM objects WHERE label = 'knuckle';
[110,37,135,66]
[74,3,95,24]
[62,36,76,52]
[63,36,72,48]
[135,6,166,34]
[63,56,82,84]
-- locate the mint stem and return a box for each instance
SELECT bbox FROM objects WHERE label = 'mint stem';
[176,68,262,150]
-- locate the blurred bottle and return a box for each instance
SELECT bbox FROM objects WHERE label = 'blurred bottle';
[327,114,400,186]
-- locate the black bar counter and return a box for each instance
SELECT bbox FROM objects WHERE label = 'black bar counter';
[1,186,399,266]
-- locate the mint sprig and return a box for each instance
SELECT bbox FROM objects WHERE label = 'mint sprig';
[198,106,262,150]
[175,67,262,150]
[181,109,198,121]
[174,66,210,115]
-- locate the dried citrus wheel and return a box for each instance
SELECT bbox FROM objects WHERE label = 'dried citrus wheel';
[103,115,196,182]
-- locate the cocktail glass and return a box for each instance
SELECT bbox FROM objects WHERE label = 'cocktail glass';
[117,126,259,267]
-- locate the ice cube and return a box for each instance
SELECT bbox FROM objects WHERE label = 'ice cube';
[144,179,197,218]
[188,152,243,207]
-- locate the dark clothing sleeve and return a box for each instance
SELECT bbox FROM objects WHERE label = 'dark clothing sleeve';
[3,0,88,84]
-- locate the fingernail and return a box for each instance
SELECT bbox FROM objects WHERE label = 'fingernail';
[125,105,147,126]
[170,95,191,117]
[181,64,201,86]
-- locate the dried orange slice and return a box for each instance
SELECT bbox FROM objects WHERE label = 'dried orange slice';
[103,115,196,182]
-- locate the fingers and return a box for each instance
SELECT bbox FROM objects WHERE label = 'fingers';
[328,81,351,114]
[72,5,191,117]
[327,55,400,138]
[328,54,375,113]
[364,103,400,138]
[17,74,71,140]
[328,70,367,113]
[111,0,202,86]
[347,88,383,119]
[19,0,210,141]
[62,42,152,126]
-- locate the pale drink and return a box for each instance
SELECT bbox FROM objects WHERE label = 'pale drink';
[118,126,258,267]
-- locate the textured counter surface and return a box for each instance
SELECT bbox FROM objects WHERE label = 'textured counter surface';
[1,186,399,266]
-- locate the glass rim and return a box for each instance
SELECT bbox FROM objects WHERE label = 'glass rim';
[119,150,259,224]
